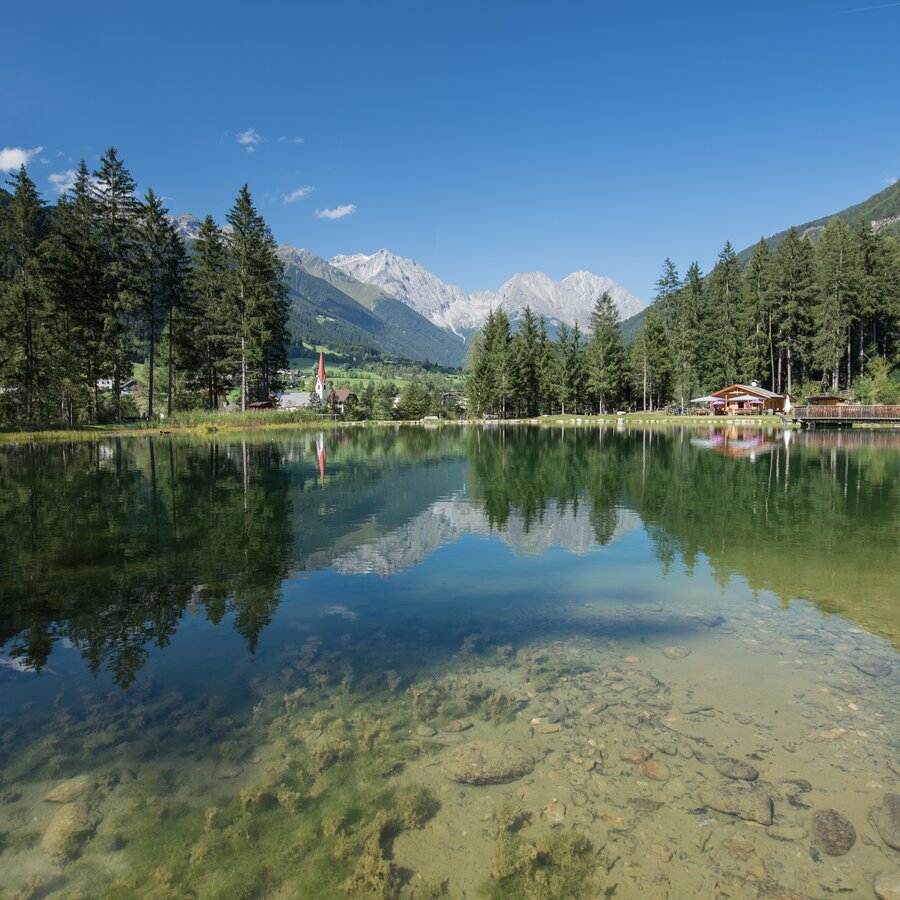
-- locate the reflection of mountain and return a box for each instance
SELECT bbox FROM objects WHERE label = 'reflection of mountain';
[333,496,641,575]
[2,425,897,686]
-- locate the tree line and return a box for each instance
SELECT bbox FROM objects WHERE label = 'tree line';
[0,149,288,424]
[465,219,900,416]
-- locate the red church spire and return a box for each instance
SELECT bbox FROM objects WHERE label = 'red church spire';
[317,352,326,388]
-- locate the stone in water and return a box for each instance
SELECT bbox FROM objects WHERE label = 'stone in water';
[714,757,759,781]
[812,808,856,856]
[443,741,534,785]
[700,783,773,825]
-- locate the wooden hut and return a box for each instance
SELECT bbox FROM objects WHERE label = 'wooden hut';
[709,383,793,415]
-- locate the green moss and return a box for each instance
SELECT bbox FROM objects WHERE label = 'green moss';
[481,830,601,899]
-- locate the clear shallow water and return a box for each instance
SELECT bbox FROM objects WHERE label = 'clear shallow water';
[0,425,898,898]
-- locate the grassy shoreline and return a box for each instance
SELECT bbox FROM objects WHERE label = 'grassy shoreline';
[6,411,900,444]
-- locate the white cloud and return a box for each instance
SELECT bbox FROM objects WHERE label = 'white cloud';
[48,169,78,194]
[0,146,44,173]
[236,128,261,152]
[279,136,305,144]
[316,204,357,220]
[885,176,898,186]
[284,185,315,203]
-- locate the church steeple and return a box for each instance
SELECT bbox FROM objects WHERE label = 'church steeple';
[315,352,328,401]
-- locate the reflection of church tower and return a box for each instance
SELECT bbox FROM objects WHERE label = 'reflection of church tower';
[316,432,326,486]
[315,352,329,403]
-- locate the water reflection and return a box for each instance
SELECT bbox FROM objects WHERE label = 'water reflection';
[1,425,898,687]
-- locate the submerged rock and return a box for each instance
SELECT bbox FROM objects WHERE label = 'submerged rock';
[41,803,98,861]
[700,783,774,825]
[663,646,691,660]
[874,871,900,900]
[621,747,653,764]
[416,724,437,737]
[852,657,892,677]
[812,808,856,856]
[43,774,96,804]
[875,792,900,850]
[715,757,759,781]
[543,799,566,827]
[643,760,670,782]
[443,741,534,785]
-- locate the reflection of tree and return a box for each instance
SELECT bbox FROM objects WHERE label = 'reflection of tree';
[462,427,899,641]
[0,439,293,686]
[464,428,631,544]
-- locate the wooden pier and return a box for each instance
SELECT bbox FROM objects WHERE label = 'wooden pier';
[793,405,900,427]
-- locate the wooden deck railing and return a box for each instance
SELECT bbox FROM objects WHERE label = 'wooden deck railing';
[793,405,900,420]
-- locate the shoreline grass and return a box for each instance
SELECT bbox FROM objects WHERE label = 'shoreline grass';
[6,411,900,445]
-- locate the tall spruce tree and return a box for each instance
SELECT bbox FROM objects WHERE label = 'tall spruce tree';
[45,161,105,422]
[742,239,775,387]
[653,258,680,340]
[673,261,702,403]
[774,229,816,394]
[93,147,140,423]
[224,186,288,410]
[0,165,49,421]
[705,241,744,387]
[187,215,230,410]
[510,306,540,416]
[814,217,859,391]
[586,291,625,413]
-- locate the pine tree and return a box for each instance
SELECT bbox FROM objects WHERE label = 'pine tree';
[774,229,816,394]
[586,291,625,413]
[653,258,680,340]
[187,215,230,410]
[564,322,587,414]
[0,166,48,421]
[224,186,288,409]
[133,189,170,417]
[510,306,540,416]
[705,241,744,387]
[672,261,702,404]
[632,306,673,410]
[742,239,775,386]
[93,147,140,423]
[814,218,859,391]
[44,161,105,422]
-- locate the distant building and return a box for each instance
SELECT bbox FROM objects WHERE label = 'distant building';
[277,391,313,410]
[709,383,793,415]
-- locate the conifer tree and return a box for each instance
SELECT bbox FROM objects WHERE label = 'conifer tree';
[224,186,288,409]
[133,189,169,417]
[673,261,702,403]
[774,229,816,394]
[93,147,140,423]
[586,291,624,413]
[0,165,49,421]
[510,306,540,416]
[814,218,859,390]
[45,161,105,422]
[632,306,672,410]
[705,241,744,387]
[653,258,680,340]
[742,239,775,386]
[187,215,230,410]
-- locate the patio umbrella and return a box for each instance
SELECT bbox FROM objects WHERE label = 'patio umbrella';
[690,395,719,403]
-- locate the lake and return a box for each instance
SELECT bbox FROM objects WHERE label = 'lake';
[1,424,898,898]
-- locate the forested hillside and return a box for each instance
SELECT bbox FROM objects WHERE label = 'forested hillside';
[466,218,900,416]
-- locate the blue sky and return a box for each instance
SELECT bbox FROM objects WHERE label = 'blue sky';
[3,0,899,302]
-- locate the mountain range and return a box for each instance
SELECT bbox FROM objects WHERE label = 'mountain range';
[330,249,643,336]
[171,214,643,367]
